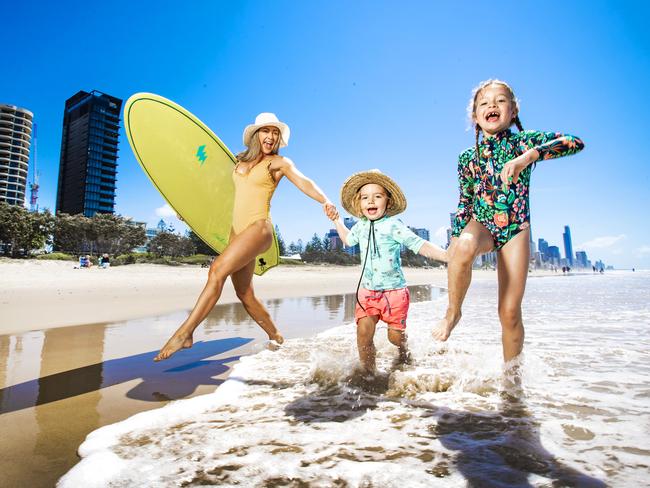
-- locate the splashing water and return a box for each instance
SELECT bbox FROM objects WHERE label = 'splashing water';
[59,272,650,487]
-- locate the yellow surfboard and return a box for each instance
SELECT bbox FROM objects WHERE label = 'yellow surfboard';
[124,93,279,275]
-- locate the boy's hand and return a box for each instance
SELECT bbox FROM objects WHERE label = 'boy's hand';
[323,201,339,221]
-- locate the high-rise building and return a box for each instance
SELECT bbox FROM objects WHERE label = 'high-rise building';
[56,90,122,216]
[408,226,430,241]
[326,228,343,251]
[343,217,359,255]
[562,225,574,267]
[575,250,589,268]
[0,104,33,206]
[548,245,561,265]
[538,238,549,260]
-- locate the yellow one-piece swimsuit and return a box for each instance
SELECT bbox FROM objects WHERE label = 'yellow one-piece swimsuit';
[231,159,278,235]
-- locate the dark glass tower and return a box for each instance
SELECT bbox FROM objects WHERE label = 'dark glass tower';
[56,90,122,216]
[562,225,574,266]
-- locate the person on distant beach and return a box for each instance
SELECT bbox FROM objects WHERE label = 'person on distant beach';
[100,254,110,269]
[433,79,584,362]
[332,170,448,373]
[155,113,337,361]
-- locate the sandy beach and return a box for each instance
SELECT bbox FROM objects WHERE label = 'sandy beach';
[1,258,563,336]
[1,259,568,487]
[1,259,451,335]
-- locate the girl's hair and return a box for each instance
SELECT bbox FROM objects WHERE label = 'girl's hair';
[235,127,282,162]
[352,184,393,216]
[468,79,524,163]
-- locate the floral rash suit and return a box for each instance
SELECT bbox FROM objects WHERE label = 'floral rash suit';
[451,129,584,250]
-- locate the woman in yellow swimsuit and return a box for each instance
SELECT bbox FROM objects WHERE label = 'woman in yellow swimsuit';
[155,113,337,361]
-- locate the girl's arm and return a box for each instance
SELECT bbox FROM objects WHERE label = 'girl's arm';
[451,150,475,238]
[418,241,448,263]
[272,157,337,219]
[332,217,351,247]
[502,131,585,184]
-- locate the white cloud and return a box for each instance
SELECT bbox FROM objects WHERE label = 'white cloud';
[155,203,177,218]
[637,245,650,255]
[578,234,626,249]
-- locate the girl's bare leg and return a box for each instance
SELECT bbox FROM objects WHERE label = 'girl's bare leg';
[154,221,273,361]
[357,316,379,373]
[433,219,494,341]
[230,258,284,344]
[496,228,530,362]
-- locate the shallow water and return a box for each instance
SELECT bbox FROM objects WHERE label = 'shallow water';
[0,285,438,487]
[58,271,650,487]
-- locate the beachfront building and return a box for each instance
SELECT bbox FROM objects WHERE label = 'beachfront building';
[547,245,561,266]
[563,225,574,267]
[408,226,430,241]
[326,228,343,251]
[575,250,589,268]
[56,90,122,217]
[0,104,33,206]
[538,238,549,261]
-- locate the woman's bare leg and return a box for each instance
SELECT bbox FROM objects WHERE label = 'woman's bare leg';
[154,221,273,361]
[433,219,494,341]
[230,258,284,344]
[496,228,530,362]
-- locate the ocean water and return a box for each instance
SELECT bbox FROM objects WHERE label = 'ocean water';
[59,272,650,487]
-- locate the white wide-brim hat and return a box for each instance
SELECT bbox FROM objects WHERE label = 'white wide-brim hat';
[242,112,290,148]
[340,169,407,218]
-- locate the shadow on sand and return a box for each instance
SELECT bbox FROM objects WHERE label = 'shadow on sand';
[0,338,252,414]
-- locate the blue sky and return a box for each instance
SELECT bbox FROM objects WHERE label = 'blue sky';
[2,0,649,268]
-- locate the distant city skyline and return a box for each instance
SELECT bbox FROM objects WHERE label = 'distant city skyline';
[2,1,648,269]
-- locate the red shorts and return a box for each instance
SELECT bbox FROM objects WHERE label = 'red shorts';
[355,287,410,330]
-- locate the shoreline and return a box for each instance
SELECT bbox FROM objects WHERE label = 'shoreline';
[1,259,567,335]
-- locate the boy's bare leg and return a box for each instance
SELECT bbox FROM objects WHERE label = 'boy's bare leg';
[357,316,379,373]
[154,221,273,361]
[231,259,284,344]
[496,228,530,362]
[433,219,494,341]
[388,328,410,364]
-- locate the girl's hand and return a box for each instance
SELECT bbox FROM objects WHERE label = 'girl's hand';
[500,149,539,186]
[323,201,339,221]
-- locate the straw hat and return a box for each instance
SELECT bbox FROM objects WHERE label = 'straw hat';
[242,112,290,148]
[340,169,407,218]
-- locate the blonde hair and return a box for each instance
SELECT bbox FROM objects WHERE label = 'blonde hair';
[235,127,282,163]
[468,79,524,163]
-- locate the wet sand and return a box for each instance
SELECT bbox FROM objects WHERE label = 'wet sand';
[0,260,445,487]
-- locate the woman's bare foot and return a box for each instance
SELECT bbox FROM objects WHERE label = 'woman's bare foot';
[269,332,284,345]
[432,310,462,341]
[154,332,193,361]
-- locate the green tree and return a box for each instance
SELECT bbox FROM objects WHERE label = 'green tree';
[275,225,287,256]
[188,230,217,255]
[0,203,54,256]
[147,231,196,257]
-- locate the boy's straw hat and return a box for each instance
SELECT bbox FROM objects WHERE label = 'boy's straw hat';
[340,169,407,218]
[242,112,290,148]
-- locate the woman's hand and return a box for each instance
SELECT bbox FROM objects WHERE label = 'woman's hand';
[323,201,339,221]
[500,149,539,187]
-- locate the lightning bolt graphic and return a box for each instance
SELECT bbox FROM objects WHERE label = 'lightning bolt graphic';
[196,145,208,165]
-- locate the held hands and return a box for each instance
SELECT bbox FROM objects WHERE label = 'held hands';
[500,149,539,188]
[323,201,339,221]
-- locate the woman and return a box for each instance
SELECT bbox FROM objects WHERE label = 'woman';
[155,113,337,361]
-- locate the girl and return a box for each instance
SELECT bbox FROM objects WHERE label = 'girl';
[333,170,447,373]
[155,113,337,361]
[433,79,584,361]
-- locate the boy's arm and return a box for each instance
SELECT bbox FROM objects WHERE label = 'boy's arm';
[333,217,351,247]
[417,241,448,263]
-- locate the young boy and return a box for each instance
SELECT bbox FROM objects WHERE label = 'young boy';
[332,170,447,373]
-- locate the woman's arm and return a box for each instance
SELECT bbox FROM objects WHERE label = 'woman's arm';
[272,157,337,219]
